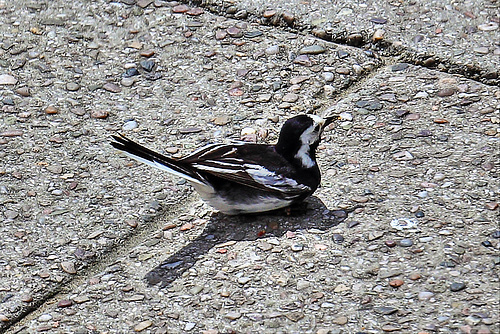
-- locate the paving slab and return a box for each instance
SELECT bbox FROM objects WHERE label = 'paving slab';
[0,1,379,332]
[6,60,499,333]
[1,0,499,333]
[200,0,500,85]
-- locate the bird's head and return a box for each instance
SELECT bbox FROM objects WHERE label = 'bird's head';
[276,114,341,168]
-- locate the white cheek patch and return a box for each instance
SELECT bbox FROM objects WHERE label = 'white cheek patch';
[294,124,318,168]
[309,114,324,125]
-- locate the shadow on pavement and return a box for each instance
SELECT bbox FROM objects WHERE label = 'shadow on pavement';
[145,196,349,287]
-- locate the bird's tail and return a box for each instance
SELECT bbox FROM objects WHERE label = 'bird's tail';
[110,134,204,185]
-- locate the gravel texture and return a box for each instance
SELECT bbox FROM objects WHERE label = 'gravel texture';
[0,0,499,333]
[198,0,500,85]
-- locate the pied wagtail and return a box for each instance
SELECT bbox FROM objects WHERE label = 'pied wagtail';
[111,114,339,215]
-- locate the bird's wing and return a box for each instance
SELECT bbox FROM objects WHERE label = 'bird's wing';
[180,143,311,197]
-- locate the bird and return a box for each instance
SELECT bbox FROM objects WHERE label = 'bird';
[110,114,340,215]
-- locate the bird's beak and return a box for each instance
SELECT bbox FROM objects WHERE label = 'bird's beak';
[324,115,342,127]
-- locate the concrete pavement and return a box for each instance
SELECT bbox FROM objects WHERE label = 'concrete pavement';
[0,0,498,333]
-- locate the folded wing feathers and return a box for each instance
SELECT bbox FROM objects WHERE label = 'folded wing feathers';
[244,164,311,195]
[179,143,222,161]
[179,143,241,162]
[193,159,310,197]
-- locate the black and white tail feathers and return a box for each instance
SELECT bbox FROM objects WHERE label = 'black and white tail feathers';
[110,134,204,185]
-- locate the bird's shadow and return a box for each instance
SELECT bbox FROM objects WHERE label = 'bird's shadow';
[146,196,350,287]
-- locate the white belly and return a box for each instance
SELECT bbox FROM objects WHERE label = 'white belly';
[191,182,292,215]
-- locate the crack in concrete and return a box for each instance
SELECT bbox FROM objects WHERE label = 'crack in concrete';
[2,285,64,334]
[184,0,499,87]
[2,195,195,334]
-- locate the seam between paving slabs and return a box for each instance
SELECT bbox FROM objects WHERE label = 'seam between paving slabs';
[182,0,499,87]
[3,195,198,334]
